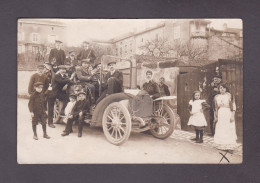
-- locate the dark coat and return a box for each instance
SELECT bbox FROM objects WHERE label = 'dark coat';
[104,70,123,86]
[143,80,160,99]
[49,73,72,100]
[28,91,46,115]
[77,49,96,65]
[72,99,90,118]
[76,67,92,83]
[65,57,79,67]
[28,73,49,95]
[49,48,66,66]
[159,83,170,96]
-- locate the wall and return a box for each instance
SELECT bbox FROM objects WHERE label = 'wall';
[18,70,36,97]
[208,36,242,61]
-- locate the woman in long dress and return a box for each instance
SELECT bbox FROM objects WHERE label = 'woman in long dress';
[214,83,237,152]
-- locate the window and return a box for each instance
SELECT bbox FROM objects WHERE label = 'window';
[32,46,39,54]
[51,27,54,30]
[116,48,118,56]
[18,32,25,41]
[173,25,180,39]
[156,34,159,41]
[31,33,39,43]
[48,35,56,43]
[120,47,122,56]
[141,38,144,42]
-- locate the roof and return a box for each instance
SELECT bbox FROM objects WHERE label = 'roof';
[18,19,66,27]
[110,22,165,43]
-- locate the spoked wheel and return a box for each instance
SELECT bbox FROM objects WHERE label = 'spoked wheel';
[53,99,60,122]
[149,104,175,139]
[102,102,131,146]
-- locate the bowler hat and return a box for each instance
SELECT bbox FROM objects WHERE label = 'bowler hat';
[94,63,101,68]
[57,65,67,69]
[83,41,89,44]
[34,82,44,87]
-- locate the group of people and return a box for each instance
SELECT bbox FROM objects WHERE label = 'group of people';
[27,40,124,140]
[187,75,237,153]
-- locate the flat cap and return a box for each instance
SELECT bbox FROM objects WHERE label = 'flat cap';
[34,82,44,87]
[57,65,67,69]
[78,91,87,96]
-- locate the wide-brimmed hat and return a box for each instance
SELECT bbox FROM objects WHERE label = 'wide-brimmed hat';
[107,61,116,66]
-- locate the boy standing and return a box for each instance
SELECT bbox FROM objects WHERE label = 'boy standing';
[28,82,51,140]
[61,91,90,137]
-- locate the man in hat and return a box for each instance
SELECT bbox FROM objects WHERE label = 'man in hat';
[77,41,96,65]
[49,40,66,66]
[28,82,50,140]
[96,61,123,103]
[209,74,222,136]
[47,65,74,128]
[65,50,79,68]
[142,70,160,99]
[61,91,90,137]
[28,64,49,95]
[75,59,96,103]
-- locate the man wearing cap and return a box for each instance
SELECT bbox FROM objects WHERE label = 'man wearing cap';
[65,50,79,68]
[61,91,90,137]
[75,59,96,103]
[49,40,66,66]
[77,41,96,65]
[208,74,222,136]
[28,64,49,95]
[96,61,123,103]
[47,65,74,128]
[142,70,160,99]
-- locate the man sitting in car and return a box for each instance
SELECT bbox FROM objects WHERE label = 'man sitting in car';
[75,59,96,103]
[96,61,123,103]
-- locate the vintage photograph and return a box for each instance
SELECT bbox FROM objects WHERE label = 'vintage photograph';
[17,19,243,164]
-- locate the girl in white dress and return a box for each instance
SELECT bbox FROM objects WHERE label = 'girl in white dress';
[214,83,237,152]
[188,91,209,143]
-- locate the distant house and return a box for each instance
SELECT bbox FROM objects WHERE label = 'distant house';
[17,19,67,55]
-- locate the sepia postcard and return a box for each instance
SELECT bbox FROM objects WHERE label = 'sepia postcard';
[17,19,243,164]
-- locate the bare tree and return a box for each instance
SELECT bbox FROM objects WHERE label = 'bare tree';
[139,38,174,57]
[173,40,208,60]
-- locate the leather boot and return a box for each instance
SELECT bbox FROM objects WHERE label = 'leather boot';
[78,125,83,137]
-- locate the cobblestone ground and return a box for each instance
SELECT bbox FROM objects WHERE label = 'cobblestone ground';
[170,130,243,156]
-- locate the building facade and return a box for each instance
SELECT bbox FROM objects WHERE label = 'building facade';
[108,19,242,61]
[17,19,67,55]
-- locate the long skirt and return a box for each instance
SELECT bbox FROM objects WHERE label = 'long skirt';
[214,107,237,150]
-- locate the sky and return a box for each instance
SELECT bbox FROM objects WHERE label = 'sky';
[52,19,242,46]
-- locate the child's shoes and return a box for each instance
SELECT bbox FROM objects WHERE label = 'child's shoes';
[43,134,51,139]
[33,135,38,140]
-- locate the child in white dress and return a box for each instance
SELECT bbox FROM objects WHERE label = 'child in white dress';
[188,91,209,143]
[63,94,77,124]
